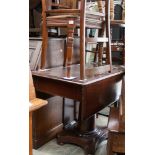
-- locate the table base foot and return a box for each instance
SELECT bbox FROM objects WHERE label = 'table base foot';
[57,126,108,155]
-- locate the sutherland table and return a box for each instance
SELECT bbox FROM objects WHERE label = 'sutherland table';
[32,64,125,155]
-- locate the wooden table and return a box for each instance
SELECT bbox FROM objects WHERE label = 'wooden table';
[32,64,124,154]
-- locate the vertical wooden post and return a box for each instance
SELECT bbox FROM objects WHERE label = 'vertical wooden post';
[65,20,75,78]
[105,0,112,72]
[110,0,114,20]
[122,27,125,65]
[80,0,86,80]
[41,0,48,69]
[97,0,104,66]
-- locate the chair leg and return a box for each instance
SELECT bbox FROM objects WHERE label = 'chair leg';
[105,0,112,72]
[122,28,125,65]
[96,1,104,66]
[65,22,75,78]
[41,13,48,69]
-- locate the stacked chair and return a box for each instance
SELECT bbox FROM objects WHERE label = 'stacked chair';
[40,0,112,80]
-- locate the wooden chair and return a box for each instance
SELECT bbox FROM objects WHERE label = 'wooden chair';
[41,0,112,80]
[107,76,125,155]
[29,69,48,155]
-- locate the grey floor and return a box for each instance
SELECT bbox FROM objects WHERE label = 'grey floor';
[33,114,109,155]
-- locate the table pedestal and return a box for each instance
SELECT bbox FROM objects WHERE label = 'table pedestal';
[57,115,108,155]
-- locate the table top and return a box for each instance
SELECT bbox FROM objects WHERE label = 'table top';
[32,65,124,120]
[32,64,125,86]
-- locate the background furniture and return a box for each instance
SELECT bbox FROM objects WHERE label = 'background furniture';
[111,20,125,65]
[29,0,42,36]
[29,69,47,155]
[111,0,125,65]
[107,76,125,155]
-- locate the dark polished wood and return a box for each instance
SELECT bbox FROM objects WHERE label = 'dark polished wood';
[57,123,108,155]
[32,65,124,121]
[32,65,124,154]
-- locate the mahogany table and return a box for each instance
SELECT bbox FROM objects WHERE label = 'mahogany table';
[32,64,124,155]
